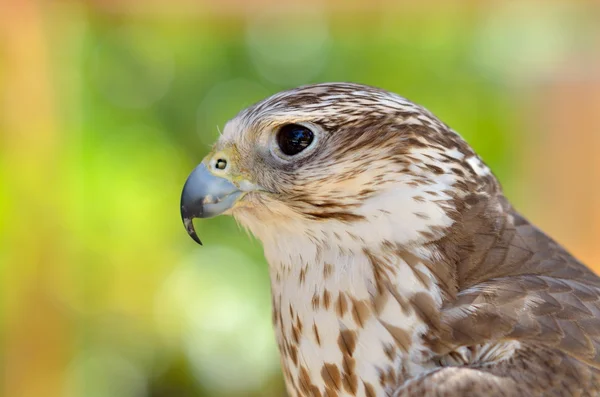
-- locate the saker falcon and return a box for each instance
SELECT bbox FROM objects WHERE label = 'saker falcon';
[180,83,600,396]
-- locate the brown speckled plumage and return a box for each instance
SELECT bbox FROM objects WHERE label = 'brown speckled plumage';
[187,83,600,396]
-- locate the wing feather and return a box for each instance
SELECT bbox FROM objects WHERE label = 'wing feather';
[409,198,600,394]
[394,344,600,396]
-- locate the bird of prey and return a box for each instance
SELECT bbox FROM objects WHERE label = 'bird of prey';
[180,83,600,396]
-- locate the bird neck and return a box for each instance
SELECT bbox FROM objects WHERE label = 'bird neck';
[263,191,520,396]
[267,235,443,396]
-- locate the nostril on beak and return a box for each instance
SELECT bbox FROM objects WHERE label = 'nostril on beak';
[215,158,227,170]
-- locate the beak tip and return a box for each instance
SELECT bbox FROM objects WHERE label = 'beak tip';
[182,215,203,246]
[193,235,203,246]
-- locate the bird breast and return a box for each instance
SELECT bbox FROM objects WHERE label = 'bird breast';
[269,245,442,397]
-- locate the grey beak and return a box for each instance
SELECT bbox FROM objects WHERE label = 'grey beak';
[180,163,243,245]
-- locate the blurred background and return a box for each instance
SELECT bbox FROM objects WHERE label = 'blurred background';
[1,0,599,396]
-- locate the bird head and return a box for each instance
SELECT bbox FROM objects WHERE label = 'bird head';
[181,83,496,260]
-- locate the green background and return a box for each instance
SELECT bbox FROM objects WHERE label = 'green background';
[1,2,599,397]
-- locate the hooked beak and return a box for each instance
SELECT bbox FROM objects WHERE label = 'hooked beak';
[180,163,243,245]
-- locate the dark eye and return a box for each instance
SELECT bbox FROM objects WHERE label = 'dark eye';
[276,124,315,156]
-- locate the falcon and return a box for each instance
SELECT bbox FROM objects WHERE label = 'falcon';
[180,83,600,396]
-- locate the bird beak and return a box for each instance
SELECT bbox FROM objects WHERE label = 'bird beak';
[180,162,244,245]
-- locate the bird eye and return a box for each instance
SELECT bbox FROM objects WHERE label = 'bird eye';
[276,124,315,156]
